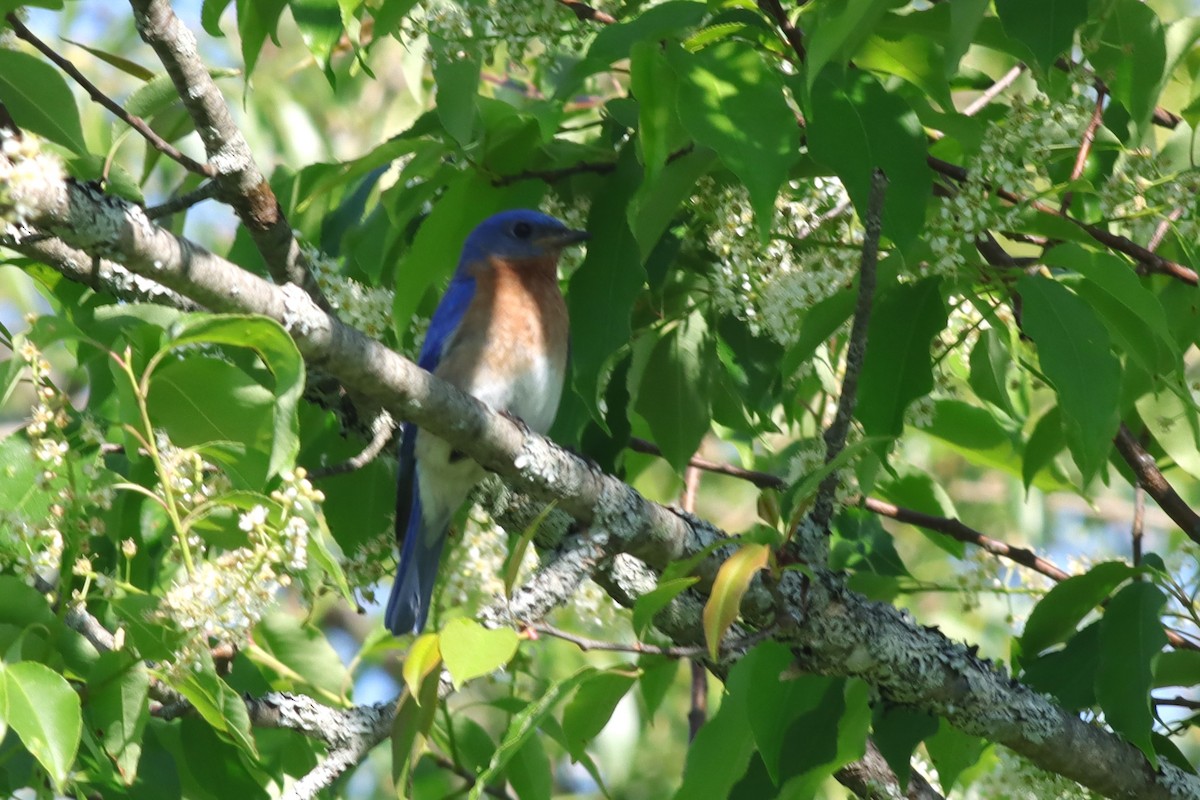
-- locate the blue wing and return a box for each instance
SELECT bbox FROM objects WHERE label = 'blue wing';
[388,271,477,634]
[417,273,477,372]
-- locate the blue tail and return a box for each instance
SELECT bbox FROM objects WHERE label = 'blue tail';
[385,489,449,635]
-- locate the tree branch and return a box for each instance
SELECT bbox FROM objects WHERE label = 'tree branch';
[809,168,886,542]
[555,0,616,25]
[5,14,214,178]
[126,0,332,311]
[1113,423,1200,546]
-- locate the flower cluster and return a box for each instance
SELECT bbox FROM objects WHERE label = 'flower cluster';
[1099,150,1200,250]
[702,177,861,345]
[0,128,64,236]
[542,191,591,276]
[440,511,535,611]
[158,464,326,675]
[1,337,112,583]
[397,0,604,64]
[927,82,1096,275]
[303,243,396,340]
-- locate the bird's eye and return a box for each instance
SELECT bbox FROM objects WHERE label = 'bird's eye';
[512,221,533,239]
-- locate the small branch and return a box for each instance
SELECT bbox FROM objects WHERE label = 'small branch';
[1059,89,1106,214]
[1054,57,1181,130]
[428,753,514,800]
[1113,423,1200,546]
[962,64,1025,117]
[810,168,887,536]
[862,498,1070,582]
[838,739,946,800]
[310,411,397,479]
[5,14,213,178]
[555,0,616,25]
[492,144,692,187]
[1132,485,1145,568]
[688,662,707,743]
[927,155,1199,286]
[757,0,806,62]
[145,181,219,219]
[1146,207,1184,254]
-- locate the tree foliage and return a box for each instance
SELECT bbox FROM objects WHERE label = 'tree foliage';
[2,0,1200,798]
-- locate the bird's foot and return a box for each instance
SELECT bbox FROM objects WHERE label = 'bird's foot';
[500,409,532,435]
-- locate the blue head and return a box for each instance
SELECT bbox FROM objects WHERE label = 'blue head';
[457,209,589,267]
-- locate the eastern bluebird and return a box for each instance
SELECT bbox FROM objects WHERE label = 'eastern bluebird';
[384,209,588,635]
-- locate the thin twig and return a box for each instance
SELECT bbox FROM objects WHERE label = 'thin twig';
[5,14,213,177]
[927,155,1199,285]
[756,0,806,62]
[493,144,692,187]
[555,0,616,25]
[1059,89,1106,214]
[1133,485,1146,568]
[310,411,397,479]
[1113,423,1200,546]
[146,181,219,219]
[429,754,514,800]
[688,662,707,743]
[810,168,887,535]
[1146,207,1184,253]
[962,64,1025,117]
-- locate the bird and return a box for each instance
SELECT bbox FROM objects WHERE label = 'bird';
[384,209,589,635]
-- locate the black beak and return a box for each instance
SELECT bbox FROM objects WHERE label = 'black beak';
[539,228,590,248]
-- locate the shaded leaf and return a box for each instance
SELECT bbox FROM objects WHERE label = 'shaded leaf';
[1097,581,1167,764]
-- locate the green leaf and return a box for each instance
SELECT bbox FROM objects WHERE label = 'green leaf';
[172,652,258,758]
[855,27,952,111]
[562,670,636,759]
[872,705,938,790]
[924,721,986,795]
[439,618,519,689]
[807,69,932,249]
[1023,405,1066,490]
[1019,561,1135,658]
[0,660,82,791]
[856,279,947,438]
[667,41,800,233]
[61,39,154,81]
[469,668,598,800]
[147,356,274,487]
[945,0,989,76]
[1154,650,1200,689]
[0,49,87,153]
[1096,581,1167,764]
[574,1,709,85]
[632,577,699,637]
[290,0,343,74]
[631,40,687,185]
[1136,388,1200,482]
[675,648,759,799]
[1018,275,1121,482]
[876,471,963,557]
[433,49,480,146]
[1045,244,1177,375]
[162,314,305,481]
[1090,0,1167,137]
[804,0,892,86]
[202,0,233,35]
[702,543,769,660]
[402,634,442,701]
[628,147,717,261]
[636,310,713,472]
[568,146,644,414]
[995,0,1087,73]
[391,664,440,787]
[235,0,288,76]
[1022,621,1101,711]
[179,714,268,798]
[252,611,349,702]
[506,734,552,800]
[637,655,678,722]
[968,328,1015,416]
[86,651,149,785]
